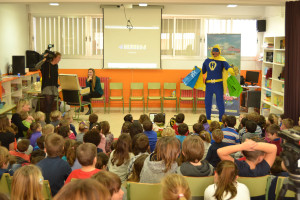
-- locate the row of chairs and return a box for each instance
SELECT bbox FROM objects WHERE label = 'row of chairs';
[0,173,52,200]
[126,175,296,200]
[1,173,296,200]
[91,82,205,114]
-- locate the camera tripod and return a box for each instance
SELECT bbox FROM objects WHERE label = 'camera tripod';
[277,173,300,200]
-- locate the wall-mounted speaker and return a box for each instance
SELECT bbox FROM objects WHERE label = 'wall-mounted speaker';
[257,20,266,32]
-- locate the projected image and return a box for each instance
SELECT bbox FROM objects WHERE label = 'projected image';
[103,7,161,69]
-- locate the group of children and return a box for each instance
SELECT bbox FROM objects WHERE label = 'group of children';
[0,102,297,200]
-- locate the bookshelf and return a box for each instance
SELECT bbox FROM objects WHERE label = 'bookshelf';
[0,72,40,107]
[261,36,285,116]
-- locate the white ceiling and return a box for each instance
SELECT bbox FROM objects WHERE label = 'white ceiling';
[0,0,287,6]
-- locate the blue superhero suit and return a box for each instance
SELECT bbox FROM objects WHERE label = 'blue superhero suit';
[202,45,235,122]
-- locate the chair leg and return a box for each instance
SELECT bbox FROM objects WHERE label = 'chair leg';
[143,99,145,113]
[162,99,164,113]
[90,103,93,114]
[104,99,106,114]
[108,100,110,113]
[176,99,178,113]
[129,99,131,113]
[147,99,148,113]
[122,99,124,114]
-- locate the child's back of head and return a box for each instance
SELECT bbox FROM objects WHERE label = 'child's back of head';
[50,110,62,122]
[92,171,123,199]
[42,124,54,135]
[209,121,221,133]
[53,179,110,200]
[37,135,45,150]
[225,115,236,128]
[128,154,148,182]
[268,113,279,125]
[242,137,266,163]
[33,111,45,122]
[193,123,204,134]
[154,113,165,124]
[77,143,97,167]
[124,114,133,122]
[44,133,65,157]
[198,114,208,124]
[241,117,248,128]
[199,131,211,144]
[78,121,89,133]
[63,111,73,123]
[89,113,98,125]
[161,128,175,137]
[245,120,257,133]
[154,136,181,172]
[213,160,238,200]
[161,174,191,200]
[176,113,185,124]
[139,114,150,124]
[143,120,153,132]
[178,123,188,136]
[282,118,294,129]
[95,152,109,170]
[121,121,132,134]
[17,139,30,152]
[30,149,46,164]
[0,146,9,169]
[182,135,204,163]
[132,133,149,155]
[212,129,224,143]
[100,121,110,136]
[112,134,132,166]
[129,121,143,139]
[83,130,101,147]
[57,125,70,138]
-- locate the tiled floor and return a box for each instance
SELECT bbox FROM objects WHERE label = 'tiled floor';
[71,107,222,138]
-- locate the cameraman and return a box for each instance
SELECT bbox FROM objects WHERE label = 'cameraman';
[35,52,61,123]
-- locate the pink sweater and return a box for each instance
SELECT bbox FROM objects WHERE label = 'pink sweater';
[98,133,106,153]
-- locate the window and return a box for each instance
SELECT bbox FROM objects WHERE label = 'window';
[31,16,102,56]
[32,15,257,58]
[161,18,201,57]
[205,19,257,57]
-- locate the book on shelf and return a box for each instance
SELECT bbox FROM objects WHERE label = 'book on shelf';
[266,52,273,62]
[280,39,285,49]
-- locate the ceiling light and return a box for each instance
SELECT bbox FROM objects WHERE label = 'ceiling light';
[227,4,237,8]
[49,3,59,6]
[139,3,148,7]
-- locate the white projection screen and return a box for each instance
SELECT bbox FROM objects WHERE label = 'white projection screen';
[103,7,162,69]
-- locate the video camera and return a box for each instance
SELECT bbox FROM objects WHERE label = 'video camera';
[43,44,55,62]
[278,128,300,175]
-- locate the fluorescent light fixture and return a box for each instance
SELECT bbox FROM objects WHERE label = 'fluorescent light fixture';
[49,3,59,6]
[139,3,148,7]
[227,4,237,7]
[105,25,159,30]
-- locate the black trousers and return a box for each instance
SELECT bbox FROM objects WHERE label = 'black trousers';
[82,91,102,103]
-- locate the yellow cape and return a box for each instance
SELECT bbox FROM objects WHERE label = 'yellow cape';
[197,44,229,94]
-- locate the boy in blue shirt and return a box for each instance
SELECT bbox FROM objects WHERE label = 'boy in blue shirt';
[176,123,189,146]
[143,120,157,153]
[221,115,240,145]
[37,133,72,196]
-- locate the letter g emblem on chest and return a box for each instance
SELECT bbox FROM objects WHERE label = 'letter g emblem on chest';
[209,61,217,71]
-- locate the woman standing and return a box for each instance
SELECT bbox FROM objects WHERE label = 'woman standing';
[35,52,61,123]
[11,99,33,140]
[81,68,103,115]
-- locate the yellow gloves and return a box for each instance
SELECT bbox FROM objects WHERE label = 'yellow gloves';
[228,68,235,76]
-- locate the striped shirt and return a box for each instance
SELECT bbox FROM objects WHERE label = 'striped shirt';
[221,127,240,145]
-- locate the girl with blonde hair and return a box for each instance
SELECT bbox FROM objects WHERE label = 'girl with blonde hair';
[204,160,250,200]
[161,174,191,200]
[12,99,33,139]
[10,165,44,200]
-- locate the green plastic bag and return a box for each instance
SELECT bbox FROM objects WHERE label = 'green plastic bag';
[227,76,243,97]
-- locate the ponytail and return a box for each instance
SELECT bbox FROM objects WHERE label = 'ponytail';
[161,174,191,200]
[199,131,211,143]
[214,160,238,200]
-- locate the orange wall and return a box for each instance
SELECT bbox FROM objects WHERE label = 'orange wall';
[59,69,262,108]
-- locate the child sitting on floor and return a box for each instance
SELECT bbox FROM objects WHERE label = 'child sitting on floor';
[65,143,100,184]
[178,135,213,177]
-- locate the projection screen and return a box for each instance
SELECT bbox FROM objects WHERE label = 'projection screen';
[103,6,162,69]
